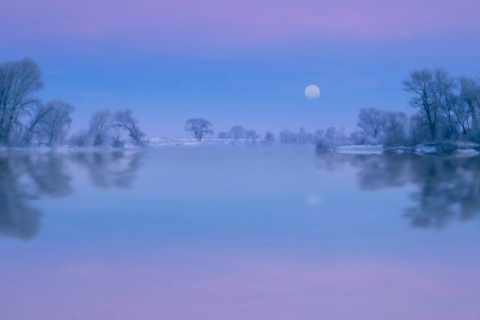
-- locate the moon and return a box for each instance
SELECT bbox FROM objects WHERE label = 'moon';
[305,85,320,99]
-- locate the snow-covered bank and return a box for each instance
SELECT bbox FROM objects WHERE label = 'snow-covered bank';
[334,143,480,156]
[2,139,480,156]
[456,149,480,155]
[0,145,143,155]
[335,145,383,154]
[0,138,258,154]
[147,138,257,147]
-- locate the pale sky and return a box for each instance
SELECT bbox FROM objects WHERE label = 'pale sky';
[2,0,480,137]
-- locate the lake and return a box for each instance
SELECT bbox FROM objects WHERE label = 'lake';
[1,146,480,320]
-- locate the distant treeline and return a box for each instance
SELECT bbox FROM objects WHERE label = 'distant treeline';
[175,68,480,148]
[214,68,480,148]
[2,58,479,148]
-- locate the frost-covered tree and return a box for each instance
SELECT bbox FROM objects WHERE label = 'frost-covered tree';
[18,103,54,147]
[315,127,339,151]
[335,127,347,146]
[114,109,146,145]
[350,130,367,145]
[383,111,408,145]
[228,126,245,140]
[245,130,259,142]
[452,99,471,136]
[433,68,458,139]
[264,132,275,142]
[89,109,113,147]
[296,127,309,144]
[313,129,325,142]
[408,114,430,144]
[184,118,214,141]
[0,58,43,146]
[279,130,297,144]
[403,69,438,140]
[37,100,74,147]
[357,108,385,140]
[217,132,229,139]
[68,129,91,147]
[459,76,480,127]
[325,127,336,142]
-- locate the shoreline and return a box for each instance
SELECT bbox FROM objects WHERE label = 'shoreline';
[336,143,480,155]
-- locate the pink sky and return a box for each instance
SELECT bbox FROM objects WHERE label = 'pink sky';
[2,0,479,136]
[3,0,480,51]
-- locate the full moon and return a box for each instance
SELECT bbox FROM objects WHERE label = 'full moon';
[305,85,320,99]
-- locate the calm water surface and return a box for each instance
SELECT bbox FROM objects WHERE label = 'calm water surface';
[1,146,480,320]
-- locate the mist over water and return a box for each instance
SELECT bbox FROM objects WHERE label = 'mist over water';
[1,146,480,319]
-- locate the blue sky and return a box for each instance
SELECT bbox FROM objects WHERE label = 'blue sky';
[2,0,480,137]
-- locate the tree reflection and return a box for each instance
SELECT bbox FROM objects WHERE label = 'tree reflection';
[0,153,71,240]
[69,151,143,189]
[0,151,143,240]
[316,152,480,229]
[0,155,42,240]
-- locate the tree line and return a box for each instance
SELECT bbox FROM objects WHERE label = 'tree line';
[352,68,480,146]
[184,119,347,146]
[0,57,146,148]
[185,68,480,147]
[3,58,479,148]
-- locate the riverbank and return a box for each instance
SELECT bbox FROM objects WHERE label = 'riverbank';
[336,142,480,155]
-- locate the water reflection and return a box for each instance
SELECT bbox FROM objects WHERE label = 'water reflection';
[69,151,143,189]
[316,152,480,229]
[0,151,143,240]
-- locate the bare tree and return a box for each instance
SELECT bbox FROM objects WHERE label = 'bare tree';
[459,77,480,127]
[383,111,408,145]
[111,129,125,148]
[36,100,74,147]
[264,132,275,142]
[89,109,112,147]
[335,127,347,146]
[313,129,325,142]
[184,118,213,141]
[296,127,309,144]
[217,132,229,139]
[228,126,245,140]
[0,58,43,146]
[357,108,385,140]
[68,129,91,147]
[114,109,146,146]
[279,130,297,144]
[315,127,339,151]
[433,68,458,139]
[350,130,367,145]
[13,103,52,147]
[403,69,438,140]
[325,127,336,142]
[452,99,471,136]
[245,130,259,142]
[408,114,429,144]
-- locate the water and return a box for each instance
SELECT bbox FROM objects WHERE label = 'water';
[1,146,480,320]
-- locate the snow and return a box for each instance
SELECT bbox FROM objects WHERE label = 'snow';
[336,143,480,156]
[146,138,258,147]
[1,139,479,156]
[335,145,384,154]
[456,149,480,155]
[0,145,142,155]
[414,145,438,154]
